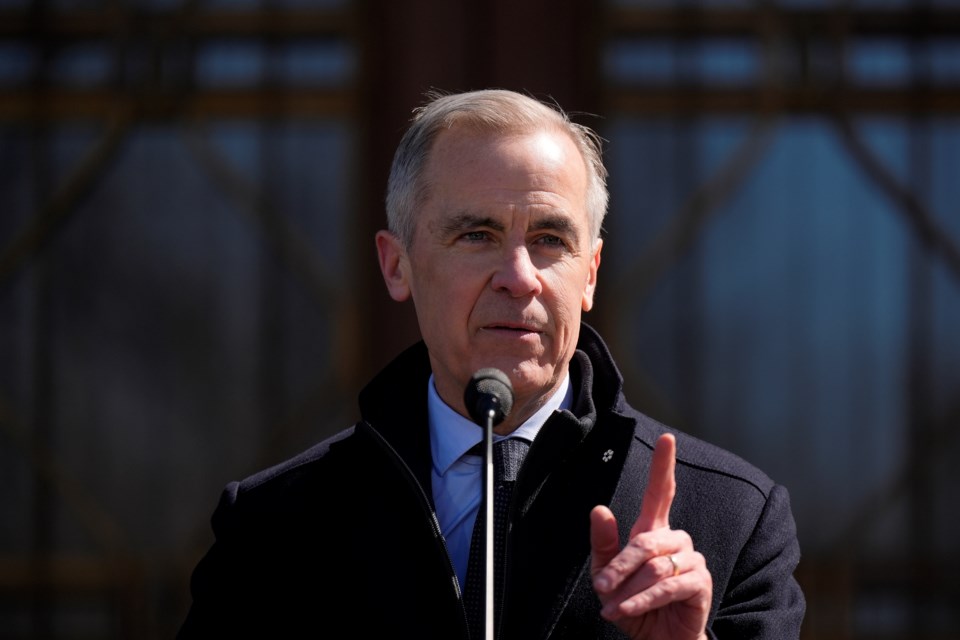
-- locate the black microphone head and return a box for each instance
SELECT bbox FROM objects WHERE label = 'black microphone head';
[464,368,514,427]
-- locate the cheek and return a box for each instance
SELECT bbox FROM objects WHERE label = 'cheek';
[415,269,481,325]
[408,252,455,298]
[544,267,591,313]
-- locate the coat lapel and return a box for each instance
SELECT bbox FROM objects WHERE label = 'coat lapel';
[504,353,639,639]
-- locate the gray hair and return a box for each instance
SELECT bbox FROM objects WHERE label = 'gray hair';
[385,89,608,248]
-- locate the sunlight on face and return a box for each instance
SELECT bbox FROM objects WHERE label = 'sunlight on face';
[398,125,602,430]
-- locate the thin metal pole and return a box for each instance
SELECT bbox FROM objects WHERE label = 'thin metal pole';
[482,409,495,640]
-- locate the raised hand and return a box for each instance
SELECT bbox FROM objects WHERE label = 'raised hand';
[589,433,712,640]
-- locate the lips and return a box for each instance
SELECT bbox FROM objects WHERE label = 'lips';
[482,321,544,334]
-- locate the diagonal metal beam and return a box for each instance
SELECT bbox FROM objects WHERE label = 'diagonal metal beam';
[0,111,132,295]
[181,123,343,306]
[833,114,960,283]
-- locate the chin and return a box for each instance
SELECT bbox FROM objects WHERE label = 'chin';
[506,364,556,391]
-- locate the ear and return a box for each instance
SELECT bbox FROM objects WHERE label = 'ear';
[581,239,603,312]
[376,230,412,302]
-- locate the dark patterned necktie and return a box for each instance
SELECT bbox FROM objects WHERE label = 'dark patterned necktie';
[463,438,530,640]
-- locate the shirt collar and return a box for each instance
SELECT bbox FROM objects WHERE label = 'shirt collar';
[428,372,573,476]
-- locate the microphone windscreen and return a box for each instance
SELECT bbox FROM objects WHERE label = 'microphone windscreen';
[464,368,514,427]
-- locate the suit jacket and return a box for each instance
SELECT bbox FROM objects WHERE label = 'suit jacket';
[178,323,805,639]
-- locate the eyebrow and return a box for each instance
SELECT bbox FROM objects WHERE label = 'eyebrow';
[529,214,580,244]
[438,212,504,236]
[438,211,581,244]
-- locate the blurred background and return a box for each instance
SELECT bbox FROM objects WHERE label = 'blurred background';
[1,0,958,638]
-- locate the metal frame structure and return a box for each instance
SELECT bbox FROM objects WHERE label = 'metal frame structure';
[1,2,958,637]
[601,5,960,640]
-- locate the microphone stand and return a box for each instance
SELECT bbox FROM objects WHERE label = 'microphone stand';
[481,407,495,640]
[464,367,512,640]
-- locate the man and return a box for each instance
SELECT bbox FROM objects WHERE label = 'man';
[178,89,805,639]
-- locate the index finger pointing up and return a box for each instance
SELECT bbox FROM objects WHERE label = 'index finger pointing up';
[631,433,677,537]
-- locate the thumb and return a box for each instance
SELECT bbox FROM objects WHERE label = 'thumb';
[589,504,620,579]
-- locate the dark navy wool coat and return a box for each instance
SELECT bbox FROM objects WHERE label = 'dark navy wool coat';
[179,324,805,639]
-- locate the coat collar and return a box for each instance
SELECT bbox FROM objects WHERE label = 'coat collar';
[356,322,630,498]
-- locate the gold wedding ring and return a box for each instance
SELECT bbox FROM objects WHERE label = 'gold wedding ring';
[667,554,680,577]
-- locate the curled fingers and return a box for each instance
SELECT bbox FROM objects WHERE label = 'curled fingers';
[593,527,693,595]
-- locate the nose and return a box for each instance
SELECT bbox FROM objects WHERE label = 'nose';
[490,246,543,297]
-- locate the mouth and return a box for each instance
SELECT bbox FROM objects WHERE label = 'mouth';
[482,322,543,334]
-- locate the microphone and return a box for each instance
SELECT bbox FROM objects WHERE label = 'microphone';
[464,368,514,427]
[463,368,513,640]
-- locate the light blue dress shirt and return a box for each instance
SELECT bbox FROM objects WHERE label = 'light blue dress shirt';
[428,373,573,589]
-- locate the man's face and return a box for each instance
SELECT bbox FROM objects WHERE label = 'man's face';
[377,125,602,429]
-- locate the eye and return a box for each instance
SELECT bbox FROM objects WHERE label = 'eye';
[534,234,569,250]
[460,230,490,243]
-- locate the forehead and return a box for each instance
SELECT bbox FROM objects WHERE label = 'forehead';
[422,126,589,219]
